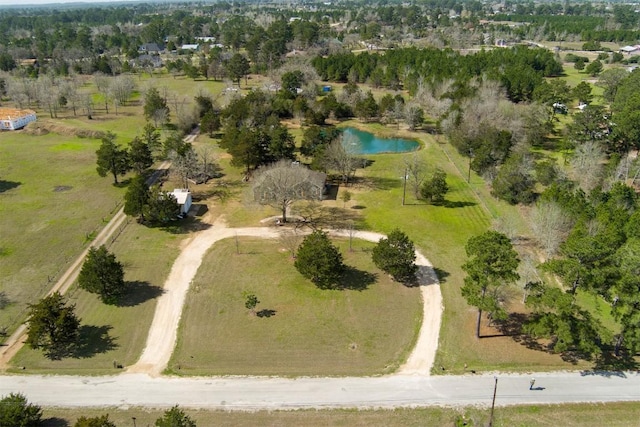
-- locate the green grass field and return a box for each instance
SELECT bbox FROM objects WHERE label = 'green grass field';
[9,221,184,373]
[40,401,640,427]
[0,132,125,335]
[169,237,421,376]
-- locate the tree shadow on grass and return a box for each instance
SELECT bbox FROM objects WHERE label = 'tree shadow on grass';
[159,217,212,234]
[358,176,401,191]
[257,309,277,318]
[42,418,69,427]
[440,200,477,208]
[72,325,118,359]
[338,266,377,291]
[0,180,21,193]
[590,349,639,372]
[112,178,132,188]
[116,281,164,307]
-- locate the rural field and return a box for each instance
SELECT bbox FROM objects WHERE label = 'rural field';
[169,237,422,376]
[0,132,126,334]
[2,70,612,375]
[40,401,640,427]
[0,64,635,423]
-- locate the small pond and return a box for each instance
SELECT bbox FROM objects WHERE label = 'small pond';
[341,127,420,154]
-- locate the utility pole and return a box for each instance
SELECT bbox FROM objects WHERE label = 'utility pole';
[489,376,498,427]
[402,168,408,205]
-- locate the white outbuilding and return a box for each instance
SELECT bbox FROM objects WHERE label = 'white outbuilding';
[0,108,37,130]
[170,189,192,215]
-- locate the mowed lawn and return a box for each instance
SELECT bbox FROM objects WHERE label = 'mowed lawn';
[169,237,422,376]
[41,401,640,427]
[334,127,592,373]
[9,221,184,374]
[0,132,125,334]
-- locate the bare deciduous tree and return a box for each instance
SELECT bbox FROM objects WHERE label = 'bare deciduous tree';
[530,200,573,258]
[279,229,303,258]
[322,136,361,184]
[93,72,111,114]
[570,141,604,193]
[404,153,428,199]
[252,160,325,223]
[110,75,136,108]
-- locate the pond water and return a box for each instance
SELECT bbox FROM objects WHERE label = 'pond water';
[341,127,420,154]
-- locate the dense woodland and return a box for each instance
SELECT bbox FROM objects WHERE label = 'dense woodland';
[2,0,640,372]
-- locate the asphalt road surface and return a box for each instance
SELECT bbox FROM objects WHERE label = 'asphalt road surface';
[0,371,638,410]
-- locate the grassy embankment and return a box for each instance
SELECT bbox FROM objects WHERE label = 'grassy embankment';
[41,401,640,427]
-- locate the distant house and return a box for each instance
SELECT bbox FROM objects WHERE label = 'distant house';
[170,189,193,215]
[138,43,164,54]
[0,108,36,130]
[180,44,199,51]
[619,45,640,55]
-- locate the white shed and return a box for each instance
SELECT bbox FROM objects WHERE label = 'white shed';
[170,189,192,215]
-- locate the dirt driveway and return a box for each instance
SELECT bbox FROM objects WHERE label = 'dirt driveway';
[128,218,442,376]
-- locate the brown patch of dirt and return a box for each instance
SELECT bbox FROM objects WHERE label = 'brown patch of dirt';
[23,121,105,139]
[53,185,73,192]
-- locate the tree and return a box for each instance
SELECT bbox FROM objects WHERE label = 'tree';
[354,91,378,122]
[0,393,42,426]
[155,405,196,427]
[96,132,130,185]
[226,53,250,87]
[597,68,628,103]
[610,238,640,355]
[144,185,180,224]
[461,231,520,338]
[142,123,162,159]
[341,190,352,207]
[404,154,428,199]
[144,87,169,124]
[322,138,360,184]
[530,200,573,258]
[124,175,150,222]
[243,292,259,315]
[26,292,80,359]
[420,168,449,203]
[570,141,604,193]
[110,75,135,112]
[295,230,344,289]
[572,81,593,105]
[252,160,323,223]
[405,104,424,130]
[523,282,606,356]
[372,229,418,283]
[78,245,126,305]
[491,154,536,205]
[585,59,603,77]
[128,137,153,174]
[74,414,116,427]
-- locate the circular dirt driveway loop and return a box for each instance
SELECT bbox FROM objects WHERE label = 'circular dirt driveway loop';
[127,219,443,377]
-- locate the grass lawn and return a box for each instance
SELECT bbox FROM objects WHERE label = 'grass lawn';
[41,401,640,427]
[0,132,125,335]
[168,237,422,376]
[323,122,594,373]
[9,221,185,374]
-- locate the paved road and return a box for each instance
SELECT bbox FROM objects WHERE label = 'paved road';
[0,371,638,409]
